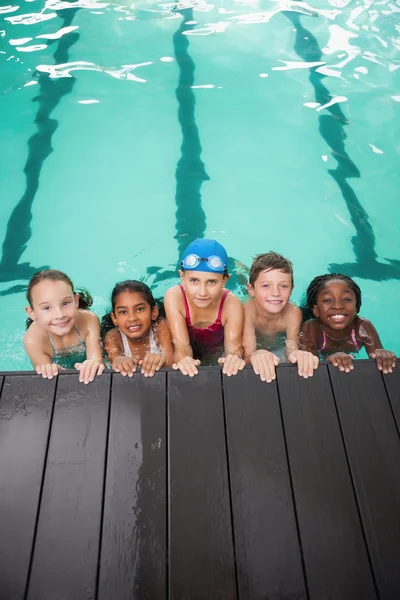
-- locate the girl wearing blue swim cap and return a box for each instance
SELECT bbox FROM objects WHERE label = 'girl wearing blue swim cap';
[164,239,245,377]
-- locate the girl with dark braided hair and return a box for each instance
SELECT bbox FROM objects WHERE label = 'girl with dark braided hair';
[301,274,396,374]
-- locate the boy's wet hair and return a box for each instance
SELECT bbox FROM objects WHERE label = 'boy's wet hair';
[26,269,92,329]
[101,280,164,338]
[249,252,293,286]
[306,273,362,312]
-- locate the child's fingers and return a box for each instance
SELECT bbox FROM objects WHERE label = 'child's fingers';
[97,363,105,376]
[273,355,281,367]
[217,357,225,365]
[142,354,158,377]
[380,352,393,374]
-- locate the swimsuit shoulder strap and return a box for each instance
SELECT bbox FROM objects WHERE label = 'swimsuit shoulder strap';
[320,324,327,351]
[48,334,57,352]
[75,324,84,343]
[149,327,160,354]
[179,285,191,326]
[119,329,132,358]
[216,290,230,324]
[351,327,360,352]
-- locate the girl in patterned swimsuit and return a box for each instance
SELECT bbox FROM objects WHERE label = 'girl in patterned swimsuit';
[301,274,396,374]
[24,270,105,383]
[104,281,173,377]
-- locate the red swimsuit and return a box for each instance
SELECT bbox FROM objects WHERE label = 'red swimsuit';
[179,285,229,359]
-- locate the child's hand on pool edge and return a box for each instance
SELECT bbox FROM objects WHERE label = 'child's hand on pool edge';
[173,356,201,377]
[218,355,245,377]
[327,352,354,373]
[111,356,137,377]
[140,352,166,378]
[75,359,105,384]
[250,350,280,383]
[369,349,396,374]
[35,363,63,379]
[288,350,319,378]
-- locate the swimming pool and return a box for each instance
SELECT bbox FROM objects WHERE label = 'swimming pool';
[1,0,399,371]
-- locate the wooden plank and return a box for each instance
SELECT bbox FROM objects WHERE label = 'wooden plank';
[98,373,166,599]
[223,368,306,599]
[26,373,111,600]
[0,375,55,600]
[168,369,237,600]
[278,365,376,600]
[382,364,400,433]
[330,363,400,599]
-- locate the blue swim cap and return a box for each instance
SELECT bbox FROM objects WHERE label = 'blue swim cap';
[181,238,229,274]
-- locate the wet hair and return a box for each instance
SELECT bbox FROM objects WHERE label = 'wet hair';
[304,273,362,321]
[101,280,164,338]
[249,252,294,286]
[26,269,92,329]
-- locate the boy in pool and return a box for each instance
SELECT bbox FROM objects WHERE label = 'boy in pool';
[164,239,245,377]
[243,252,318,382]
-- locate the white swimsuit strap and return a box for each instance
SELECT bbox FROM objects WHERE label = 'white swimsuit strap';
[149,328,160,354]
[119,330,132,358]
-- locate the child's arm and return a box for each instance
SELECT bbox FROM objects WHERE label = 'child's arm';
[24,325,61,379]
[218,294,245,376]
[75,312,105,384]
[243,301,279,383]
[300,320,320,356]
[286,306,318,378]
[358,318,396,374]
[140,319,174,377]
[164,287,200,377]
[104,328,137,377]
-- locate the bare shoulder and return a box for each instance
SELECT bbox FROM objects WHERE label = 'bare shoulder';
[224,291,243,309]
[243,297,256,317]
[105,327,120,343]
[285,302,302,324]
[77,309,100,337]
[164,285,184,310]
[302,318,319,333]
[355,316,376,336]
[24,321,47,344]
[156,317,170,332]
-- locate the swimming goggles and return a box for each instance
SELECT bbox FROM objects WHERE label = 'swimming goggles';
[181,254,227,272]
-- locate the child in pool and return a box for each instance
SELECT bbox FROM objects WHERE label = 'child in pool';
[243,252,319,382]
[164,238,245,377]
[104,280,173,377]
[24,270,105,384]
[301,273,396,373]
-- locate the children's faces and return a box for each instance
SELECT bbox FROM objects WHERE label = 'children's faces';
[111,291,158,340]
[26,280,79,336]
[248,269,293,314]
[179,270,228,309]
[313,280,357,330]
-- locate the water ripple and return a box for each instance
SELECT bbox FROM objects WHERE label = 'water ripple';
[36,60,153,81]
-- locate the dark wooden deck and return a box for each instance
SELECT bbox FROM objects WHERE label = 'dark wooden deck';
[0,361,399,600]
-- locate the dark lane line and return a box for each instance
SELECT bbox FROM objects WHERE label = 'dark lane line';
[0,5,80,293]
[150,8,208,286]
[285,11,400,281]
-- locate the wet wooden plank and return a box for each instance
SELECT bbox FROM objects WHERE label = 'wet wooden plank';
[330,363,400,600]
[278,365,376,600]
[26,374,111,600]
[0,375,55,600]
[223,369,306,599]
[382,365,400,434]
[98,373,166,600]
[168,370,237,600]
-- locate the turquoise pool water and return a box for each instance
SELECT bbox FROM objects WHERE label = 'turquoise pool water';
[1,0,399,370]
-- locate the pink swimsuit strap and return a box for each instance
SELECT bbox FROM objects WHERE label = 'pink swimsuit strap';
[320,325,360,352]
[179,285,229,330]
